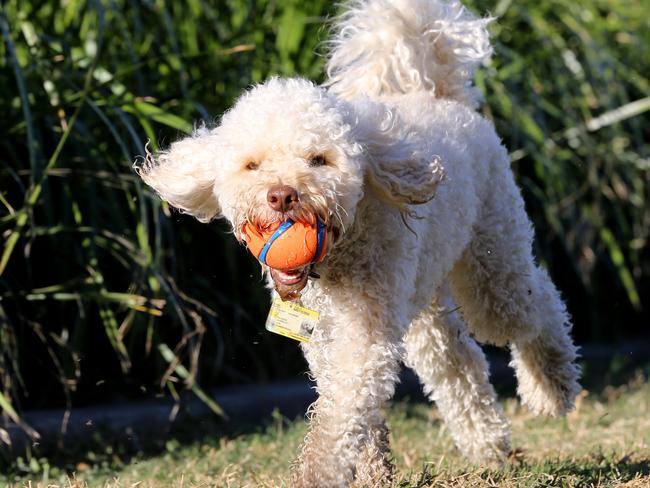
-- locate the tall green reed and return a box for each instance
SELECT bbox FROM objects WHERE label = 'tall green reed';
[0,0,329,441]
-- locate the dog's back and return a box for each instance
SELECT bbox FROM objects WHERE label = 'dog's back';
[325,0,493,108]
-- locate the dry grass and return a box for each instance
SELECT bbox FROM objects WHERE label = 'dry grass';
[5,374,650,488]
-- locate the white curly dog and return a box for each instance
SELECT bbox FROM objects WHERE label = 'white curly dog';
[137,0,581,485]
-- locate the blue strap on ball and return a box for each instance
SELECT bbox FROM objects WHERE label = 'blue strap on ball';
[258,219,294,266]
[315,219,326,262]
[258,219,326,267]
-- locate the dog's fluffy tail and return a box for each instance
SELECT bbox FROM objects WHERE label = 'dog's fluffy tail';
[324,0,493,107]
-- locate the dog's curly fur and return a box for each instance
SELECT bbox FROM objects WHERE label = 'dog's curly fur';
[136,0,581,485]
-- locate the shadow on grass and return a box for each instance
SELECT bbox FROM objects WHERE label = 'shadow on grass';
[0,408,296,483]
[1,358,649,484]
[402,455,650,488]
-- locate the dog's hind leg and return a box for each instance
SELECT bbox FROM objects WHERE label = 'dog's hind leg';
[449,158,581,417]
[404,289,510,463]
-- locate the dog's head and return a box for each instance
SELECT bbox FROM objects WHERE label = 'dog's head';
[137,77,443,296]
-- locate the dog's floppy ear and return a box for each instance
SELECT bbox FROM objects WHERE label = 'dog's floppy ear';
[135,128,220,223]
[349,100,445,211]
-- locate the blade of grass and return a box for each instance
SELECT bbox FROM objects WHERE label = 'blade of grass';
[0,391,39,440]
[586,97,650,132]
[124,101,192,134]
[599,227,641,309]
[158,343,226,419]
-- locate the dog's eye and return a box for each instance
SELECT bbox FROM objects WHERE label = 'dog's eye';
[308,155,328,167]
[245,161,259,171]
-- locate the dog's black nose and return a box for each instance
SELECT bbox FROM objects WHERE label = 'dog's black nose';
[267,185,299,212]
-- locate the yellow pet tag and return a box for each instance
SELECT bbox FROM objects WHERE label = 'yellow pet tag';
[265,298,319,342]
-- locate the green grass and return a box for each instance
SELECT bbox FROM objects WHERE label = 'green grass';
[1,0,648,443]
[4,375,649,487]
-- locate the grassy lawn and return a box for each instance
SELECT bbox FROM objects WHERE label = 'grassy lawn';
[5,374,650,487]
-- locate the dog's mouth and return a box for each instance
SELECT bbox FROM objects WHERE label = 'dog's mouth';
[270,266,310,301]
[267,223,340,301]
[240,212,341,301]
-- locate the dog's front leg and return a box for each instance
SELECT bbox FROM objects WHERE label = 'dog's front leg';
[291,295,403,488]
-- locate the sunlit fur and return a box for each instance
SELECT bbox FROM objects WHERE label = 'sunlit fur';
[325,0,493,108]
[136,0,581,486]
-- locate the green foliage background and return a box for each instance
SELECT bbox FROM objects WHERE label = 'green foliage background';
[0,0,648,431]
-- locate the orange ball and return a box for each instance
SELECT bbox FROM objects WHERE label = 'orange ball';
[243,220,328,271]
